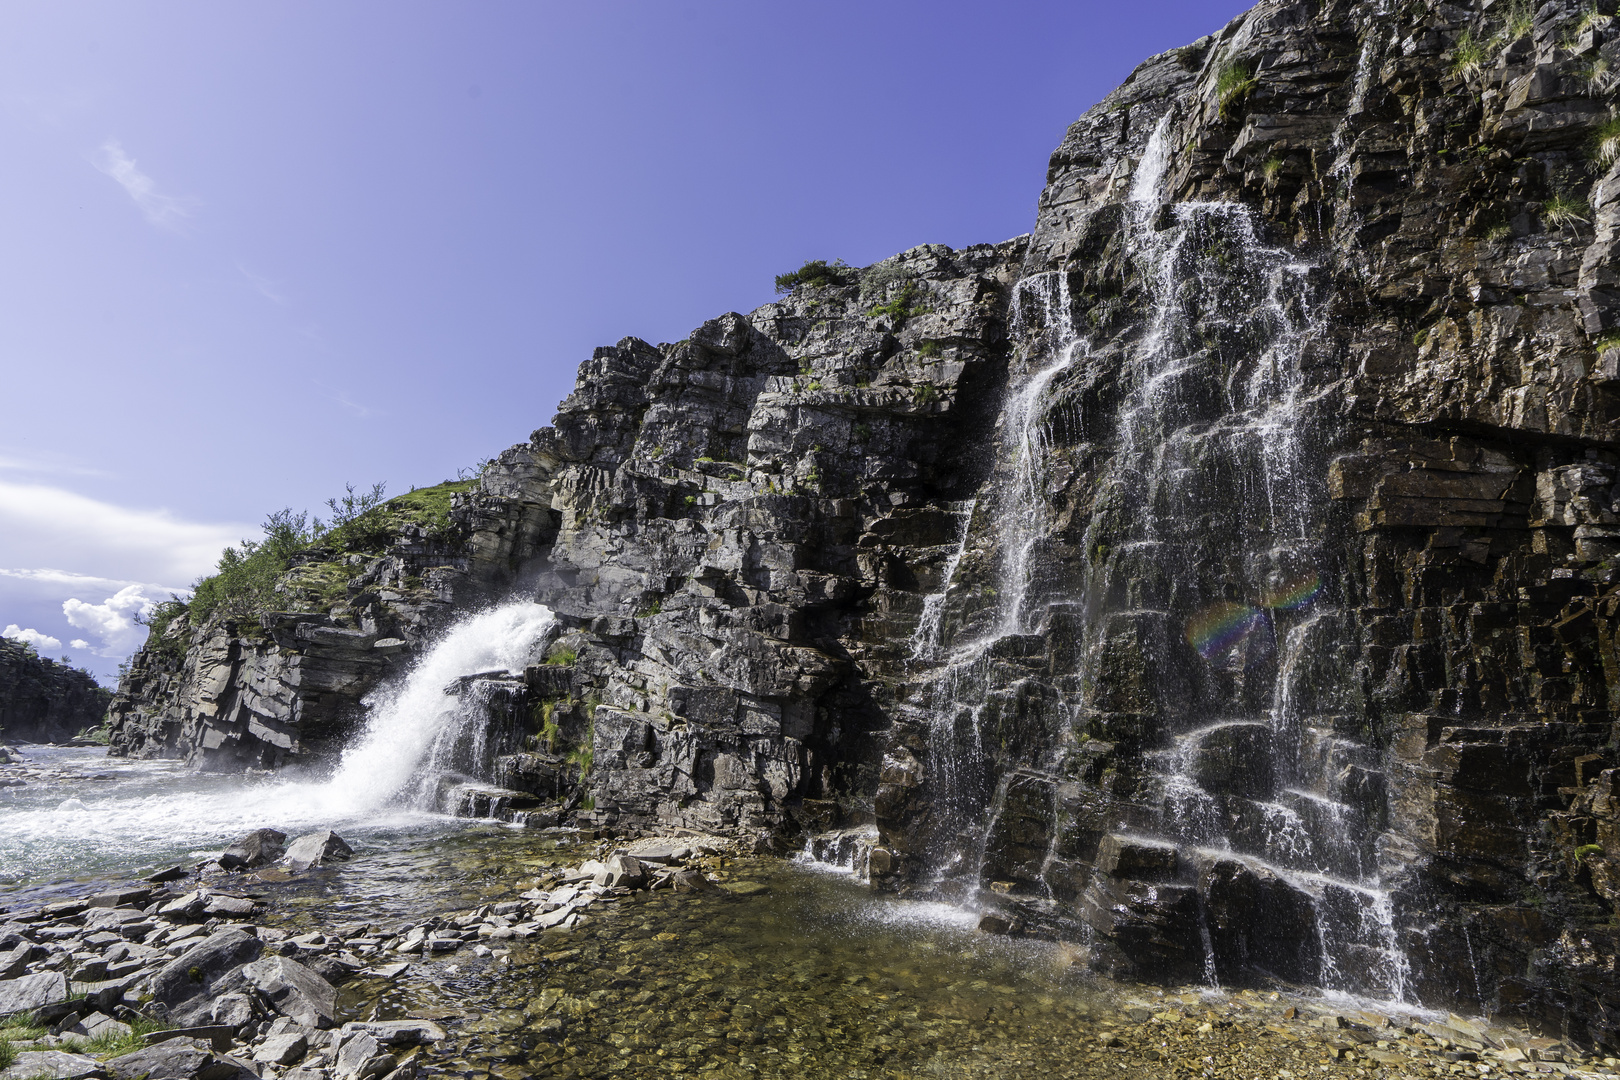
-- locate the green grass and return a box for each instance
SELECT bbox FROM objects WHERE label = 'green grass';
[565,710,596,781]
[1594,331,1620,352]
[1485,222,1513,242]
[544,647,577,666]
[914,383,939,406]
[1261,156,1284,182]
[1451,29,1488,74]
[1542,194,1591,230]
[2,1017,46,1040]
[1594,118,1620,165]
[916,340,942,358]
[1215,61,1258,119]
[0,1037,15,1071]
[1577,843,1605,857]
[1577,4,1613,35]
[1504,0,1533,40]
[178,478,474,628]
[866,282,930,324]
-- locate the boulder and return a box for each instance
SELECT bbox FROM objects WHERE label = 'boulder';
[1201,858,1321,984]
[333,1033,394,1080]
[0,944,30,981]
[220,829,287,870]
[210,992,257,1029]
[284,831,355,872]
[150,929,264,1022]
[1,1050,106,1080]
[254,1032,309,1066]
[592,854,645,889]
[1094,834,1179,881]
[105,1038,251,1080]
[0,971,69,1020]
[221,956,339,1029]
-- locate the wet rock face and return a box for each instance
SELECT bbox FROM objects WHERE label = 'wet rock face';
[106,0,1620,1049]
[0,638,109,743]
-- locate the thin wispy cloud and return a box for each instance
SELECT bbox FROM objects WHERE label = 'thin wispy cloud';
[312,380,375,419]
[0,479,249,586]
[237,262,286,305]
[0,568,190,597]
[0,451,112,479]
[93,139,196,229]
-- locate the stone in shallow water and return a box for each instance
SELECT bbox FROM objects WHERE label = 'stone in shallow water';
[284,831,355,872]
[340,1019,447,1045]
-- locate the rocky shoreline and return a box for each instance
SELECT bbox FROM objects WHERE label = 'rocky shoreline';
[5,821,1620,1080]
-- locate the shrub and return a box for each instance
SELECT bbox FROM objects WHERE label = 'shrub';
[1215,61,1258,118]
[775,259,854,294]
[914,382,939,405]
[188,507,319,624]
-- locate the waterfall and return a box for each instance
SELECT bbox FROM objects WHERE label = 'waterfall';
[323,601,556,811]
[902,99,1409,1000]
[0,601,556,875]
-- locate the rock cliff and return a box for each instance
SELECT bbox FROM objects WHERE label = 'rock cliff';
[0,638,110,743]
[108,0,1620,1050]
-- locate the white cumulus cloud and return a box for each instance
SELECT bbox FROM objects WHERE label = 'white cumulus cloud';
[3,625,63,653]
[93,139,195,229]
[70,639,90,650]
[63,585,156,656]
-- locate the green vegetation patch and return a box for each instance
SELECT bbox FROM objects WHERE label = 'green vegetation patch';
[1215,61,1258,119]
[158,475,477,634]
[775,259,855,295]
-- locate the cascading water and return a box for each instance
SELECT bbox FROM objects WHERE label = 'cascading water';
[0,601,555,887]
[907,98,1408,1000]
[323,602,556,811]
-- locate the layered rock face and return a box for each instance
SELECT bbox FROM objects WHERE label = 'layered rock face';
[106,482,558,770]
[0,639,110,743]
[108,0,1620,1050]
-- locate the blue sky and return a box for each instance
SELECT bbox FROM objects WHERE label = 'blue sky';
[0,0,1252,681]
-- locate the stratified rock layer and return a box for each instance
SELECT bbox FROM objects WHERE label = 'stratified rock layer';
[108,0,1620,1051]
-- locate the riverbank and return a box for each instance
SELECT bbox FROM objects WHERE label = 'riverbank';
[4,747,1619,1079]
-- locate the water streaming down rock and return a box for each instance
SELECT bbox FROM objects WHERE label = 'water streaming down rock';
[898,101,1414,998]
[102,0,1620,1045]
[323,601,557,814]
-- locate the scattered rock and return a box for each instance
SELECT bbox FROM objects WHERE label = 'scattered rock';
[284,832,354,872]
[1,1049,107,1080]
[0,970,69,1020]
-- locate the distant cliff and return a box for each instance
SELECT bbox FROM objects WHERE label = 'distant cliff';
[0,638,111,743]
[108,0,1620,1050]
